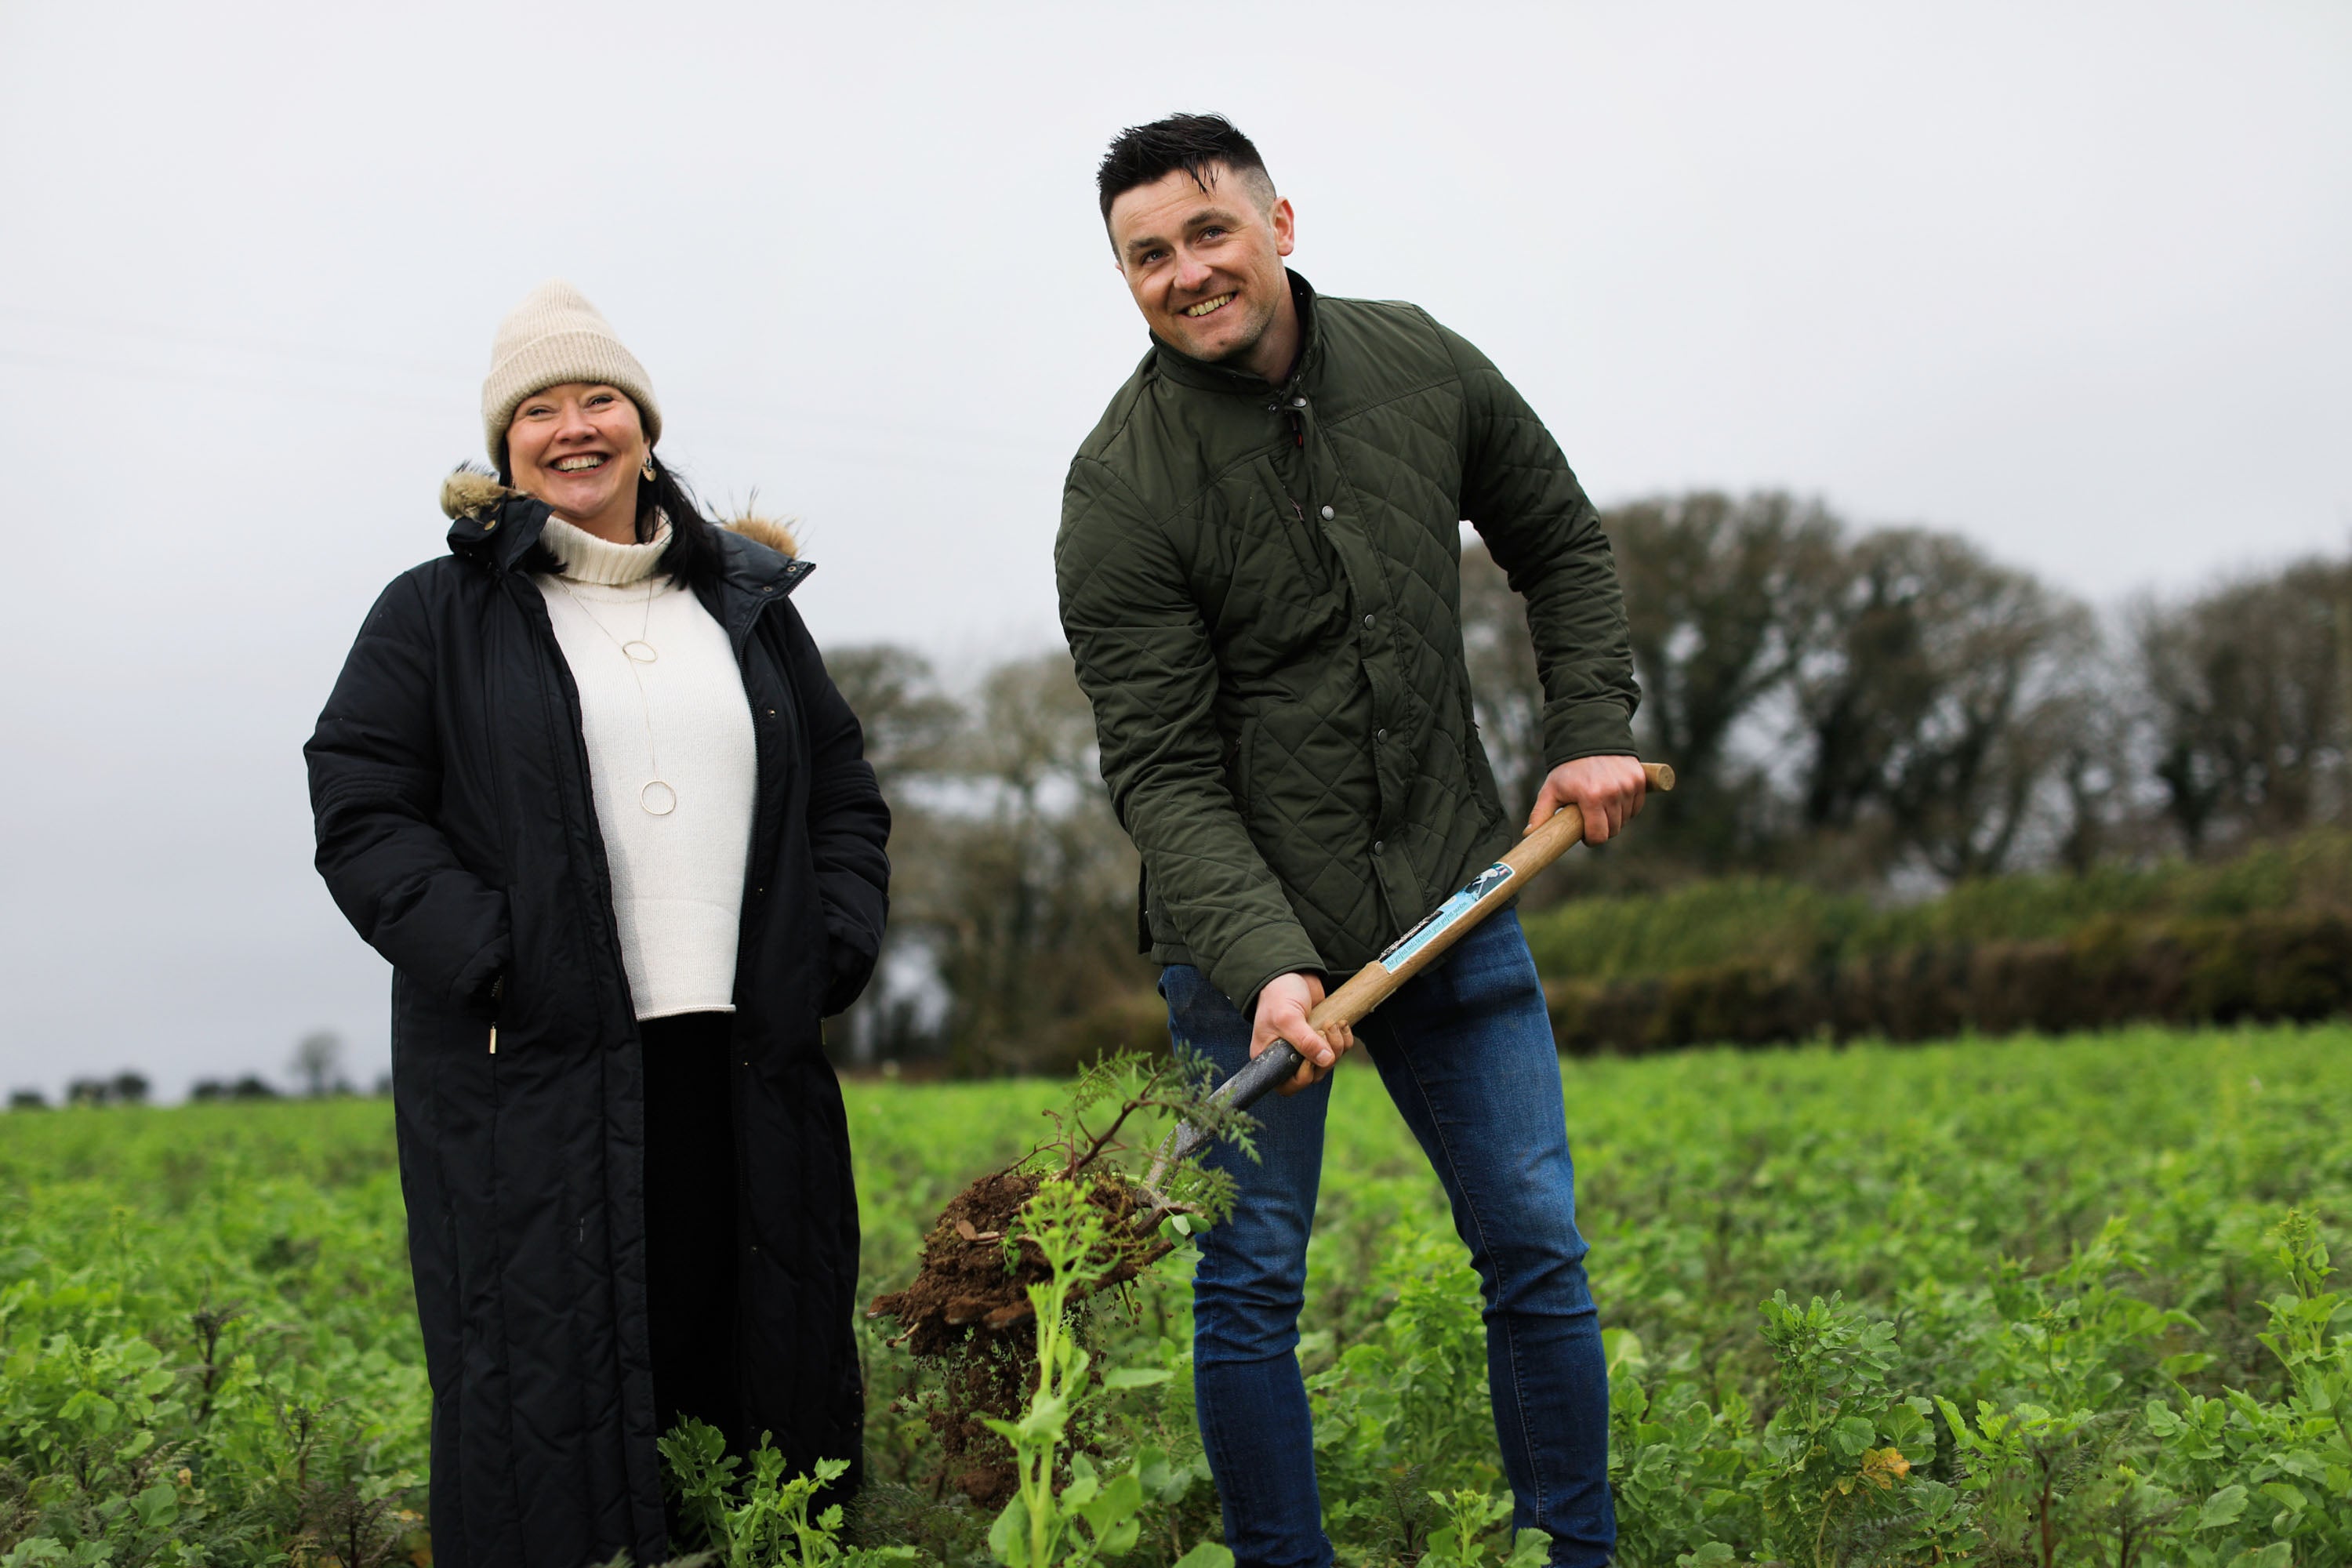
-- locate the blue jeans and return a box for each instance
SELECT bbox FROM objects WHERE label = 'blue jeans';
[1162,910,1613,1568]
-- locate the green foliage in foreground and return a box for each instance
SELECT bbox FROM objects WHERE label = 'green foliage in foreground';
[660,1430,915,1568]
[978,1178,1225,1568]
[2,1024,2347,1565]
[0,1106,423,1565]
[1521,829,2352,984]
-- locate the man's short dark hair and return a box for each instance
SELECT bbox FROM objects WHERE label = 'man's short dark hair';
[1096,112,1275,227]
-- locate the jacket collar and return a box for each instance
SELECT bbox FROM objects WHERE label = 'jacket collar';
[1147,269,1323,398]
[439,468,812,641]
[442,468,552,576]
[704,524,814,647]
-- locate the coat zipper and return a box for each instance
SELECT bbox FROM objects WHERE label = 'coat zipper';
[721,590,790,982]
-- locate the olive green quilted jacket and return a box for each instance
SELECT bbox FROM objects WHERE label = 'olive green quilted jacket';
[1056,273,1638,1011]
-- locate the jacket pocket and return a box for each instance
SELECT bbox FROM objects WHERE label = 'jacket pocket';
[1135,864,1152,955]
[1227,717,1259,817]
[1458,680,1507,826]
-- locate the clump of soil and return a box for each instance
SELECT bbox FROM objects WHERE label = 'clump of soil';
[869,1166,1171,1506]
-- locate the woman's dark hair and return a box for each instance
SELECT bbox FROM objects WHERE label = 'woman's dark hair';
[634,454,724,586]
[1096,112,1274,227]
[498,436,725,588]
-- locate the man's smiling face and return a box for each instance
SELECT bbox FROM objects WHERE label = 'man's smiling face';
[1108,162,1296,376]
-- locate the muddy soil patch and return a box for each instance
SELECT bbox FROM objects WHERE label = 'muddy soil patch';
[869,1167,1171,1505]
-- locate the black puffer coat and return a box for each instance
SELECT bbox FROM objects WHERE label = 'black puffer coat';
[307,474,890,1568]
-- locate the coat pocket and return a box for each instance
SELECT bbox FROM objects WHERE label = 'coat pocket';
[1226,717,1259,817]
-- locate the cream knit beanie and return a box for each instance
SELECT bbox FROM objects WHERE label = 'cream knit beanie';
[481,280,662,463]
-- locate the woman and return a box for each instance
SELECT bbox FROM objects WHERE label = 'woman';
[307,280,889,1567]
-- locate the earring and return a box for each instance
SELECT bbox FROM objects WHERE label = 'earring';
[641,453,656,482]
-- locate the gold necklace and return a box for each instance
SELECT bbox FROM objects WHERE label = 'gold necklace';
[558,578,677,815]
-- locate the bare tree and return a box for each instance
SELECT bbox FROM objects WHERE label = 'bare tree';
[1458,539,1548,821]
[2040,640,2143,876]
[1606,492,1846,869]
[1791,528,2098,881]
[899,652,1145,1074]
[1465,493,1843,879]
[1475,495,2102,886]
[2135,555,2351,852]
[292,1030,343,1098]
[823,643,963,793]
[821,644,968,1065]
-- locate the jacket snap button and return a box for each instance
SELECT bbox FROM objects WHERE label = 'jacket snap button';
[1291,397,1307,409]
[1363,613,1375,628]
[1320,504,1335,521]
[1374,840,1385,853]
[1376,728,1387,742]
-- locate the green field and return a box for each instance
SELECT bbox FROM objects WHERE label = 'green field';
[3,1025,2348,1566]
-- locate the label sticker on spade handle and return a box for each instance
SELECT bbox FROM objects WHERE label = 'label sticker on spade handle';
[1376,861,1515,974]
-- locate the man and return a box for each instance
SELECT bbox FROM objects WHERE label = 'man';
[1056,114,1646,1568]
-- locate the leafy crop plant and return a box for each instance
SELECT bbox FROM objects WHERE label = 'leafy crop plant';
[4,1023,2349,1564]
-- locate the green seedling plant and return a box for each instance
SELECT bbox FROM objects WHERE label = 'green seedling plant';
[2124,1210,2352,1567]
[1021,1051,1254,1229]
[1415,1486,1548,1568]
[1602,1328,1752,1567]
[1748,1290,1943,1567]
[983,1177,1230,1568]
[659,1419,918,1568]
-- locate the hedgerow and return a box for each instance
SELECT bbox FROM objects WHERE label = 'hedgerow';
[1525,832,2352,1049]
[1520,829,2352,983]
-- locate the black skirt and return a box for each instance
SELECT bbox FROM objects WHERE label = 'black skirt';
[640,1011,742,1454]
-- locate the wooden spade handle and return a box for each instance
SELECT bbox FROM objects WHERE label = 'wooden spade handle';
[1154,761,1674,1170]
[1315,760,1675,1025]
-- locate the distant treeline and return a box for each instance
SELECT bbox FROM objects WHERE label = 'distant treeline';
[9,1072,153,1110]
[9,1030,360,1111]
[1468,492,2352,886]
[825,490,2351,1073]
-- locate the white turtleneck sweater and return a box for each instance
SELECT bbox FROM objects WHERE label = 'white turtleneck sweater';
[535,516,756,1021]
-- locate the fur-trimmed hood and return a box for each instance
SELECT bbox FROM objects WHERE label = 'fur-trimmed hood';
[438,466,800,558]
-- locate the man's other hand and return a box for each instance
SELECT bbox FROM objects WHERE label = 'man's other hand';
[1525,755,1650,844]
[1251,972,1354,1095]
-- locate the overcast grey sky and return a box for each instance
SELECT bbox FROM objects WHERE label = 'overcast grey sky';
[2,2,2346,1099]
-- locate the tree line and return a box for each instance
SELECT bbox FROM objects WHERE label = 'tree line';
[9,1031,363,1111]
[826,492,2350,1074]
[1476,493,2351,884]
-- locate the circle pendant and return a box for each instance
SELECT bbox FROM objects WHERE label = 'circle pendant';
[641,779,678,816]
[622,640,658,663]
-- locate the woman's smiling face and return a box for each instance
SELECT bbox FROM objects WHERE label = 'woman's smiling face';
[506,383,648,536]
